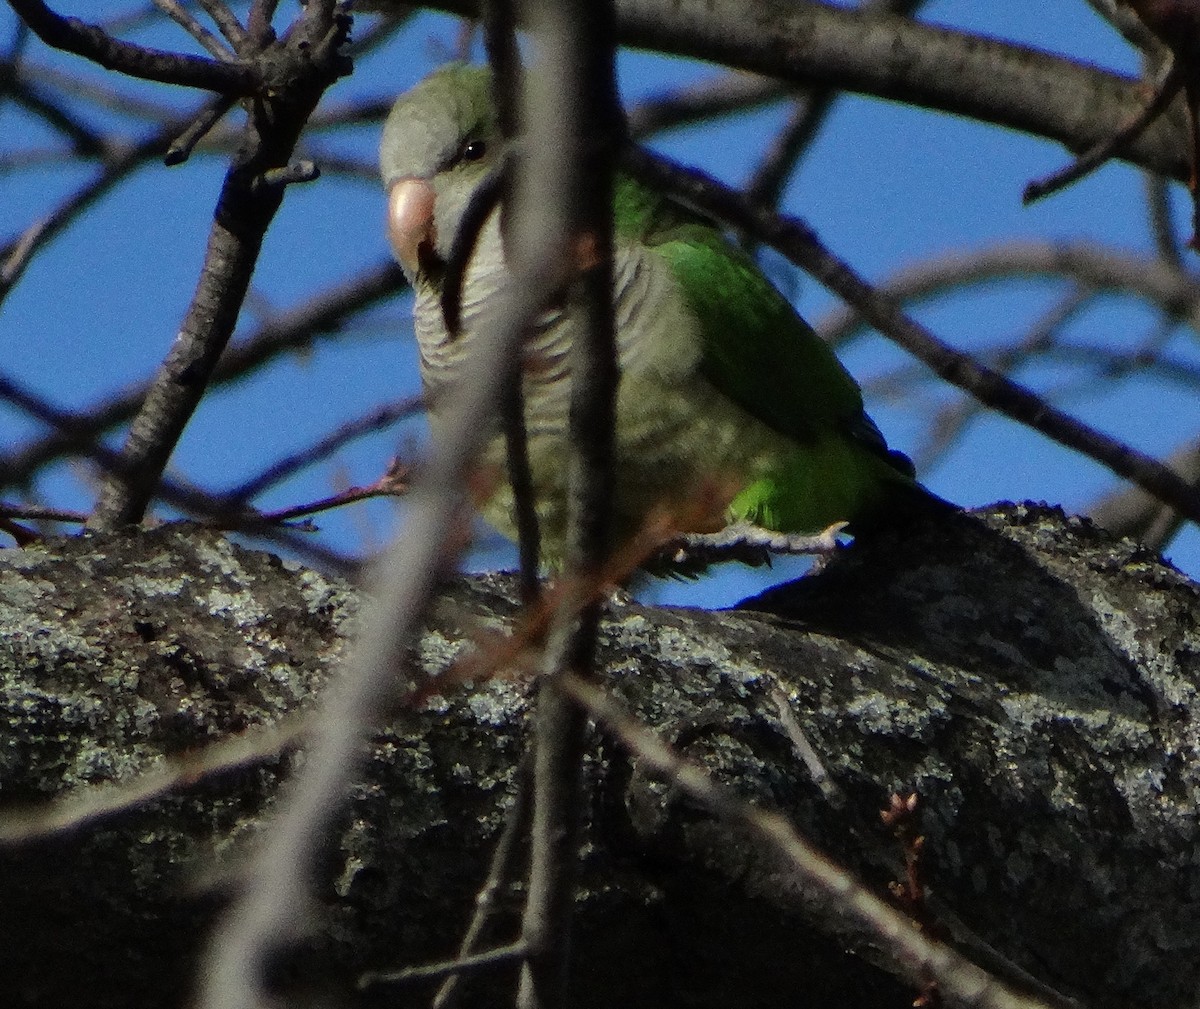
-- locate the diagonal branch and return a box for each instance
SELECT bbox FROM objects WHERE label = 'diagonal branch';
[86,4,353,529]
[511,3,621,1008]
[558,672,1062,1009]
[8,0,258,92]
[624,148,1200,526]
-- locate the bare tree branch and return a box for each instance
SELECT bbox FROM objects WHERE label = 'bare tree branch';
[85,4,352,529]
[817,241,1200,348]
[8,0,258,92]
[386,0,1191,183]
[150,0,238,62]
[507,4,621,1007]
[196,10,602,999]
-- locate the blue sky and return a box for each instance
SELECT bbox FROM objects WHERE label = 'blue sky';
[3,1,1198,605]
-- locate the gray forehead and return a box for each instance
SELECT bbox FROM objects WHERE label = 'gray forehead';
[380,81,485,184]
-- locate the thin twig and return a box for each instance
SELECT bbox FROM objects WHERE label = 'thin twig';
[0,502,86,524]
[151,0,238,61]
[1,98,222,303]
[816,241,1200,349]
[501,373,543,604]
[222,395,423,504]
[769,685,842,804]
[359,942,528,989]
[0,371,356,571]
[1,64,110,156]
[87,5,352,529]
[433,752,534,1009]
[511,4,621,1008]
[239,468,410,527]
[196,56,584,1004]
[197,0,250,52]
[164,93,237,165]
[1024,60,1182,204]
[0,260,406,490]
[0,712,310,845]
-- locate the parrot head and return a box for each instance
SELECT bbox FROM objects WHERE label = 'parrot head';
[379,63,500,284]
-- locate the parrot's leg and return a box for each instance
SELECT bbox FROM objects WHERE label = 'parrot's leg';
[657,520,847,574]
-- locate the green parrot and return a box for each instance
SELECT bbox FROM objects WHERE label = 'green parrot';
[380,63,948,564]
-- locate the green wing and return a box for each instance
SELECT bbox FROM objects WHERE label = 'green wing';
[614,176,904,464]
[612,175,929,532]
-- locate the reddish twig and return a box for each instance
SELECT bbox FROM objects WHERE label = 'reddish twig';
[243,460,411,526]
[882,791,943,1009]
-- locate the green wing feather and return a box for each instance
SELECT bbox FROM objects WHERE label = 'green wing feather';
[614,175,927,532]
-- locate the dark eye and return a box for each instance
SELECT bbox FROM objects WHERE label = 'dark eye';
[461,139,487,162]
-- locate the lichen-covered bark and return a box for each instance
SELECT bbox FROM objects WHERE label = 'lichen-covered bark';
[1,506,1198,1009]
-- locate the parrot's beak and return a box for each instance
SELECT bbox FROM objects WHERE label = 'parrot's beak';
[387,177,437,276]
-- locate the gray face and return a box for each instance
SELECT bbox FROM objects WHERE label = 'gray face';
[380,65,503,269]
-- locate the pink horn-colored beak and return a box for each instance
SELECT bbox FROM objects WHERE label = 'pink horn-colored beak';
[387,177,437,276]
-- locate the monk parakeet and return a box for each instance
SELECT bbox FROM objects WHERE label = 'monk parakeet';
[380,64,947,563]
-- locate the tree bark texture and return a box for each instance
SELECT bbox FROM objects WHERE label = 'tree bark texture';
[1,504,1198,1008]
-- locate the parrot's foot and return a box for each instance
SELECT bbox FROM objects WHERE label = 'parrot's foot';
[656,520,848,576]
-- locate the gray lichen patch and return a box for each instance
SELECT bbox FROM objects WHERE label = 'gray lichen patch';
[0,525,356,799]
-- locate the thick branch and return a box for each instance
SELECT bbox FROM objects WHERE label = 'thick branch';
[382,0,1190,183]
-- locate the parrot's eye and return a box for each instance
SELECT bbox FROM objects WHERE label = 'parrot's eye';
[461,139,487,162]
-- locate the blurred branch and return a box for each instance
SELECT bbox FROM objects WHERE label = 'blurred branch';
[1146,170,1186,265]
[0,97,220,301]
[428,753,533,1009]
[1083,0,1168,54]
[907,289,1094,472]
[197,7,602,1003]
[0,368,355,569]
[625,146,1200,527]
[202,0,250,51]
[221,395,422,505]
[510,2,620,1006]
[230,463,410,528]
[1023,58,1182,206]
[151,0,238,61]
[1,56,181,122]
[558,671,1058,1009]
[1089,437,1200,549]
[745,0,930,209]
[817,240,1200,347]
[0,260,406,491]
[0,59,110,155]
[626,73,787,139]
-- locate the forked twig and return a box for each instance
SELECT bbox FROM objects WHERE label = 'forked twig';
[1024,60,1182,205]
